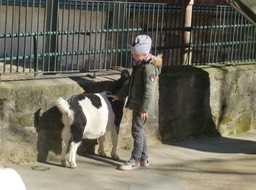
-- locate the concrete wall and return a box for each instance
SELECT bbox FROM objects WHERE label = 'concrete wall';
[1,64,256,164]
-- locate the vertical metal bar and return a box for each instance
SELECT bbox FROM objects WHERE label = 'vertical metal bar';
[23,0,29,71]
[41,0,46,70]
[29,0,35,70]
[71,0,77,70]
[234,9,239,63]
[175,5,180,65]
[99,1,104,69]
[231,7,236,63]
[77,0,83,69]
[201,6,207,65]
[54,0,59,71]
[59,0,65,72]
[35,0,41,74]
[248,23,254,62]
[221,6,225,63]
[126,3,131,67]
[244,19,249,63]
[212,6,218,64]
[82,1,88,70]
[164,5,169,66]
[33,35,38,74]
[201,7,209,65]
[199,6,204,65]
[226,7,231,63]
[110,2,115,68]
[48,0,57,72]
[153,4,157,54]
[239,16,244,61]
[167,5,173,65]
[170,5,175,65]
[158,4,164,63]
[246,21,250,62]
[154,4,160,55]
[16,0,22,71]
[93,2,99,70]
[252,27,256,62]
[88,1,94,70]
[137,3,141,36]
[216,6,221,63]
[48,0,53,70]
[10,0,16,72]
[142,3,146,32]
[114,3,120,67]
[131,3,136,46]
[119,2,125,68]
[203,6,210,64]
[3,0,9,73]
[194,6,200,64]
[103,1,110,68]
[146,4,151,35]
[223,6,228,64]
[65,0,71,71]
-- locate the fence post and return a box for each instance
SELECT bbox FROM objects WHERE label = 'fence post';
[181,0,193,65]
[33,35,38,76]
[114,1,128,68]
[46,0,58,72]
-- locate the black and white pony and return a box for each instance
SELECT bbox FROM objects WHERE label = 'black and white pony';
[56,91,121,168]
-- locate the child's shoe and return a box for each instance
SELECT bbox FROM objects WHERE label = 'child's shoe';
[140,159,149,167]
[119,158,140,171]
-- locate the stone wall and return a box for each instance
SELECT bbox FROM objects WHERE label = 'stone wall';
[159,65,256,141]
[0,72,159,164]
[1,64,256,164]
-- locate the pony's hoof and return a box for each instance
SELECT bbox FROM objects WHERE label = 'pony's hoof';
[111,154,119,160]
[61,160,66,167]
[98,151,107,157]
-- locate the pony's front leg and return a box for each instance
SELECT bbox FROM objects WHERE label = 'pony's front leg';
[110,126,119,160]
[98,135,107,157]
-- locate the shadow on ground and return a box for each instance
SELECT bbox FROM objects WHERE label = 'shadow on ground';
[165,135,256,154]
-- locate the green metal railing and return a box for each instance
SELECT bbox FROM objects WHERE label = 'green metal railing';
[190,5,256,65]
[0,1,255,77]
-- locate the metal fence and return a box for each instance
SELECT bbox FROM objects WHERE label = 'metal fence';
[0,0,255,77]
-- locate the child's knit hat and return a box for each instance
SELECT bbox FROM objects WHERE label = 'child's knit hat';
[131,35,152,55]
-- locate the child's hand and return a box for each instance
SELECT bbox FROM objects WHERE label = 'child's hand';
[140,112,148,121]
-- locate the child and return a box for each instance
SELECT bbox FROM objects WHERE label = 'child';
[108,34,162,170]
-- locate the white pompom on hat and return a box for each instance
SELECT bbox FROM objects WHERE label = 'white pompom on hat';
[131,35,152,55]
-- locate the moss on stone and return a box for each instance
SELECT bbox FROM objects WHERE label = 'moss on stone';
[18,114,34,127]
[221,116,232,124]
[236,114,251,133]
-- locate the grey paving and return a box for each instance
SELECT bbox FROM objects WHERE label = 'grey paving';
[7,130,256,190]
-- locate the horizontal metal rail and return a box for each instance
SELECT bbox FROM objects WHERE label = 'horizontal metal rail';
[0,1,255,78]
[0,28,143,38]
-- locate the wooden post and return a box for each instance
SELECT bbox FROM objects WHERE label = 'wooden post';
[181,0,194,65]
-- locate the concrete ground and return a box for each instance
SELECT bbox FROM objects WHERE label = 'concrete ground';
[5,130,256,190]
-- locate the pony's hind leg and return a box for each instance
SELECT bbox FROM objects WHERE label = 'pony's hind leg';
[68,141,81,168]
[61,127,72,167]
